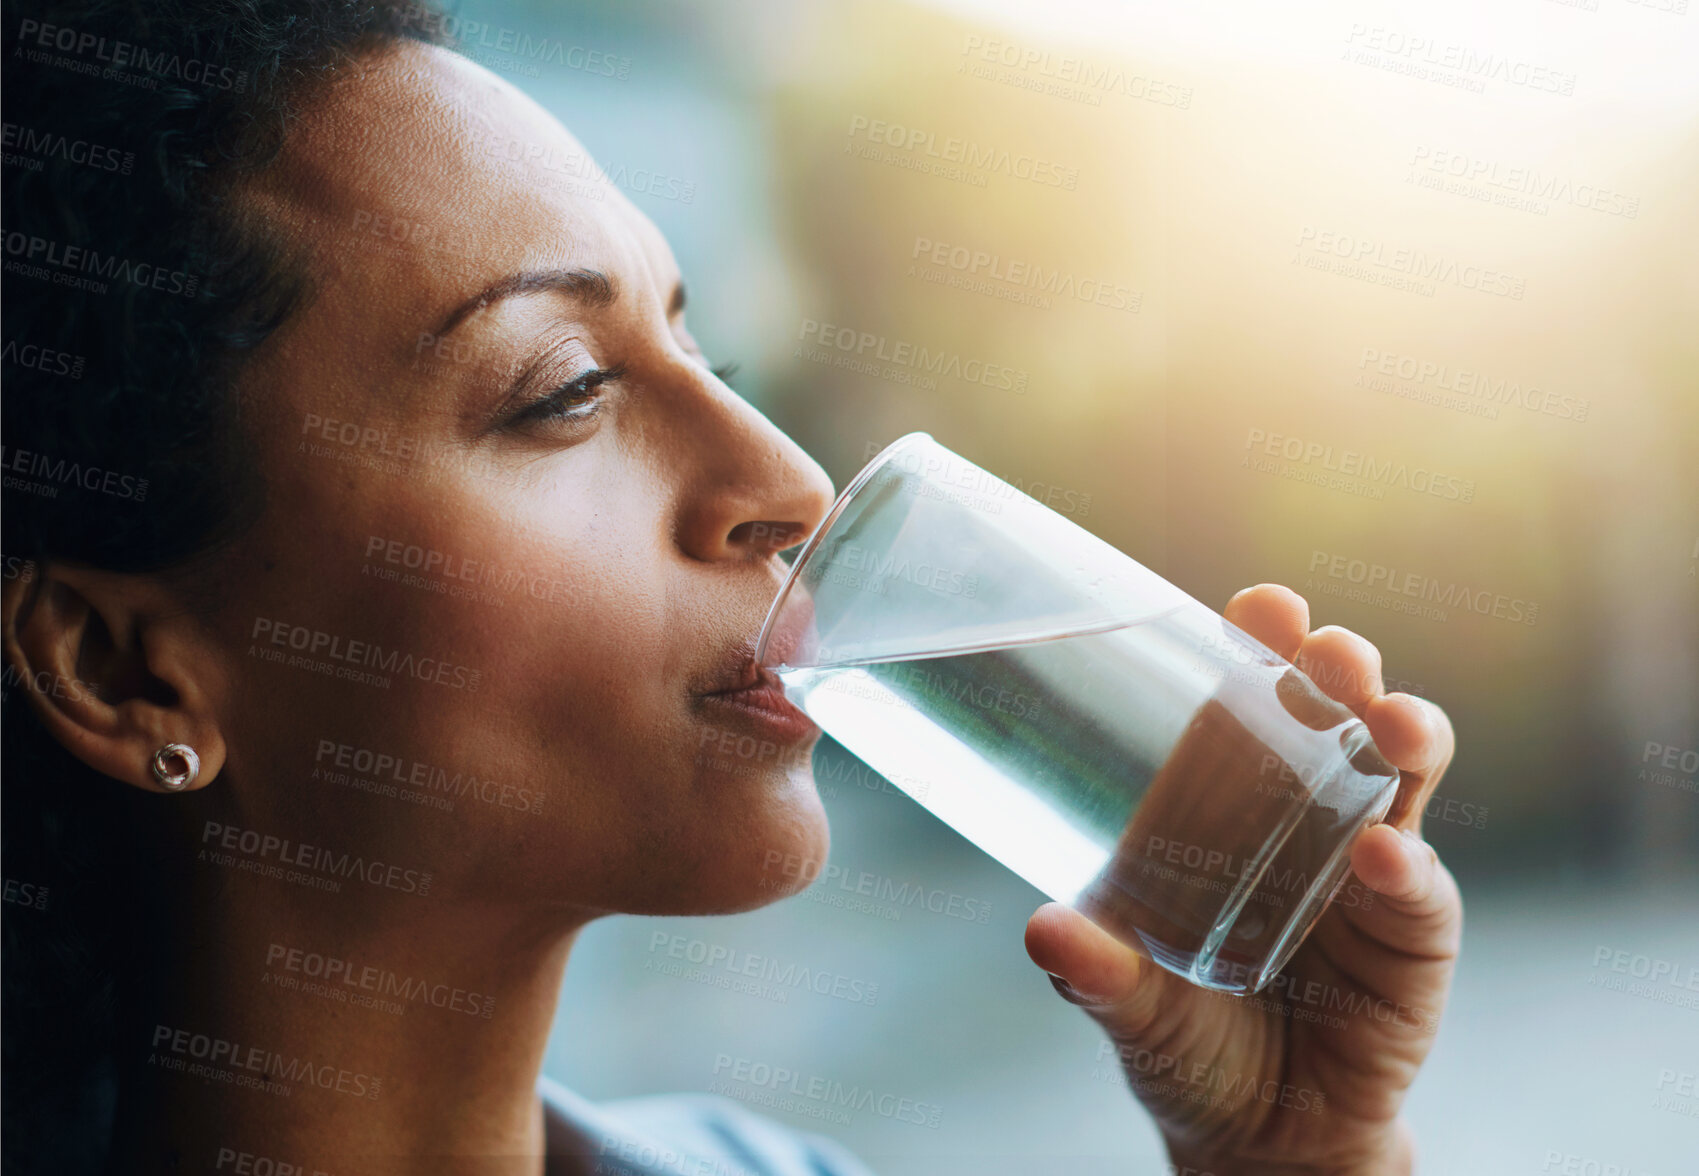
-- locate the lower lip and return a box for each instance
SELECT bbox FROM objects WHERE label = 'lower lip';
[699,679,819,744]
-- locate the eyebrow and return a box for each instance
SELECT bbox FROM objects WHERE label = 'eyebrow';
[434,267,616,337]
[433,268,689,338]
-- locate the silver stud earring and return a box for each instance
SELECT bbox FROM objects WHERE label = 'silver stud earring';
[150,743,200,792]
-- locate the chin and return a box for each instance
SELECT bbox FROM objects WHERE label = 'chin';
[696,764,833,915]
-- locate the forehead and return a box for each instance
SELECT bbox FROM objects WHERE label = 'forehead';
[238,40,673,351]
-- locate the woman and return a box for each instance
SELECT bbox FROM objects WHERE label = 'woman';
[1,2,1461,1172]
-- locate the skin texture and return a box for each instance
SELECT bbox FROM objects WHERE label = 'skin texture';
[0,41,1460,1176]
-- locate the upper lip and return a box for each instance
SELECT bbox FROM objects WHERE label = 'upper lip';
[699,639,767,696]
[697,591,814,697]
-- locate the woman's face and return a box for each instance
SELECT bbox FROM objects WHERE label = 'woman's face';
[201,41,836,918]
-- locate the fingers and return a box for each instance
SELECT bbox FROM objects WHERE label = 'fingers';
[1024,903,1168,1038]
[1295,625,1384,713]
[1025,902,1141,1005]
[1224,584,1309,661]
[1244,582,1456,829]
[1363,693,1457,832]
[1336,823,1464,971]
[1298,826,1462,1088]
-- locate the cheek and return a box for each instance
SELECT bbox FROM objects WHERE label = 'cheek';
[224,456,674,778]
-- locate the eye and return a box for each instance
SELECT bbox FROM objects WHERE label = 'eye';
[508,363,627,427]
[711,360,740,386]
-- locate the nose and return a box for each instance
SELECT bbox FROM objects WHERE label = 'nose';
[670,367,835,563]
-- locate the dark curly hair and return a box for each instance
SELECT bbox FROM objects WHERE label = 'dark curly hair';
[2,3,449,1170]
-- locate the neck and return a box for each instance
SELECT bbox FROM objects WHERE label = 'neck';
[112,863,585,1176]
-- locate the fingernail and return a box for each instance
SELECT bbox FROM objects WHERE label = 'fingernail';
[1047,972,1107,1007]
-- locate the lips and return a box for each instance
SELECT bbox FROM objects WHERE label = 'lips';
[698,661,818,744]
[695,582,819,744]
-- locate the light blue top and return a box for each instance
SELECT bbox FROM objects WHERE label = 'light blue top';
[540,1075,880,1176]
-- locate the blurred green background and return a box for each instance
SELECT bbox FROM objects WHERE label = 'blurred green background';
[443,0,1698,1170]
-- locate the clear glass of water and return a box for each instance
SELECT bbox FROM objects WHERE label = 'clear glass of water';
[754,433,1400,995]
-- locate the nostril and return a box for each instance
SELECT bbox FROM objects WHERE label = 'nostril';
[736,521,807,552]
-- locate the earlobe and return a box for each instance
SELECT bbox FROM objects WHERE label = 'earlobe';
[1,560,226,795]
[149,742,203,792]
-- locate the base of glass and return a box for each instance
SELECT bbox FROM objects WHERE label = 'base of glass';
[1188,735,1399,995]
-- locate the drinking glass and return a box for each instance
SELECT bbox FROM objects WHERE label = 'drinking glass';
[754,433,1400,994]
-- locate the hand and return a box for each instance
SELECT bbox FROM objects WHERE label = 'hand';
[1025,584,1461,1176]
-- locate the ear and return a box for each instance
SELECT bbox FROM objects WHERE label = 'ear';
[1,558,227,794]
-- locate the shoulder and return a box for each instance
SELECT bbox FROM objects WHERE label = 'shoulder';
[540,1074,879,1176]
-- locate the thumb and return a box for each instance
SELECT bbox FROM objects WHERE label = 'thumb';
[1024,902,1168,1038]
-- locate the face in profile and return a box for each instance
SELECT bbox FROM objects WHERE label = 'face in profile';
[181,40,837,921]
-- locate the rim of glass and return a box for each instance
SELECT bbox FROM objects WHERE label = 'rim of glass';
[752,431,935,667]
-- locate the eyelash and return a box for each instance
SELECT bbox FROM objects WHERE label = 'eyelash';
[511,363,627,426]
[508,356,740,428]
